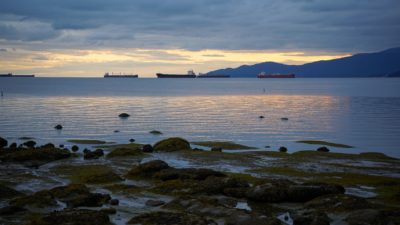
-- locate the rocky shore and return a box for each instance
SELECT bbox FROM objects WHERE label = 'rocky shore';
[0,136,399,225]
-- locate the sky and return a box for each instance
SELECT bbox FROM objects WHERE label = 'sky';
[0,0,399,77]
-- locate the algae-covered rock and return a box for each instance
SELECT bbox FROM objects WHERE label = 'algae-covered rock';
[83,149,104,160]
[23,140,37,148]
[126,160,170,178]
[153,168,226,181]
[42,143,55,149]
[127,211,216,225]
[142,144,154,153]
[28,209,112,225]
[245,180,344,203]
[0,147,71,165]
[292,211,330,225]
[278,146,287,153]
[50,184,111,208]
[305,194,372,212]
[153,137,191,152]
[107,147,144,158]
[10,190,57,208]
[53,165,123,184]
[0,184,24,200]
[345,209,398,225]
[0,136,7,148]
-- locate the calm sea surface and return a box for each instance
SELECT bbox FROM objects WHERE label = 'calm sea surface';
[1,77,400,157]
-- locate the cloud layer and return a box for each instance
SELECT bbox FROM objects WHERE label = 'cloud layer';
[1,0,399,52]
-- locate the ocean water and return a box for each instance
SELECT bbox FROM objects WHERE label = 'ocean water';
[0,77,400,157]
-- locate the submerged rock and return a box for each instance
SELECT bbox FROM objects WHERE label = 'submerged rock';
[107,147,143,158]
[153,167,226,181]
[153,137,191,152]
[145,199,165,207]
[127,211,216,225]
[149,130,163,135]
[28,209,112,225]
[279,146,287,153]
[129,138,135,143]
[317,146,330,152]
[0,136,7,148]
[119,113,130,118]
[23,140,37,148]
[84,149,104,160]
[54,124,63,130]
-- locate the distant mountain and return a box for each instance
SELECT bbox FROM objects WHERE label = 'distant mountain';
[207,47,400,77]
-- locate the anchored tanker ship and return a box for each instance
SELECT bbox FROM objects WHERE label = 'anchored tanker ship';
[0,73,35,77]
[156,70,197,78]
[257,72,295,78]
[104,72,138,78]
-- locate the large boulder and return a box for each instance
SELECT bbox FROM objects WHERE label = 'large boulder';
[127,211,216,225]
[126,160,170,178]
[0,137,7,148]
[28,209,112,225]
[153,137,191,152]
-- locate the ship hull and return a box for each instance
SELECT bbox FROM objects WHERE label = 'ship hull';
[257,74,295,78]
[156,73,196,78]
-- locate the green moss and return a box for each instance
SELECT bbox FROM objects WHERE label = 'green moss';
[94,143,143,150]
[67,139,107,144]
[107,147,145,158]
[191,141,255,150]
[104,184,143,194]
[296,140,354,148]
[154,137,191,152]
[53,165,123,184]
[0,148,71,164]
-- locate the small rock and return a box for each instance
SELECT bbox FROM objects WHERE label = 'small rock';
[259,116,265,119]
[54,124,63,130]
[142,144,154,153]
[59,144,64,148]
[23,140,36,148]
[114,130,120,133]
[129,138,135,143]
[0,137,8,148]
[149,130,163,135]
[9,143,17,149]
[71,145,79,152]
[42,143,55,148]
[84,149,104,160]
[119,113,130,118]
[83,148,90,153]
[211,147,222,152]
[279,146,288,152]
[281,117,289,121]
[317,146,330,152]
[109,199,119,206]
[145,200,165,207]
[100,207,117,215]
[265,145,271,148]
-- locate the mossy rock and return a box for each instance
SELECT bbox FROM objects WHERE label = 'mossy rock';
[0,147,71,165]
[107,147,145,158]
[10,190,57,208]
[28,209,112,225]
[104,184,143,194]
[53,165,123,184]
[67,139,107,145]
[0,184,24,200]
[126,160,170,179]
[127,211,214,225]
[153,137,191,152]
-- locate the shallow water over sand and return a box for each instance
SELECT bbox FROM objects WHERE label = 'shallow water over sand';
[0,77,400,157]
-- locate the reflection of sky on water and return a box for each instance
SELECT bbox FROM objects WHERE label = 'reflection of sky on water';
[1,93,400,157]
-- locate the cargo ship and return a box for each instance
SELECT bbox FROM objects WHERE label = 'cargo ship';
[257,72,295,78]
[0,73,35,77]
[104,72,138,78]
[196,73,230,78]
[156,70,197,78]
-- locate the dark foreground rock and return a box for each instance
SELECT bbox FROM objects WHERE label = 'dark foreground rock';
[127,211,217,225]
[305,194,373,212]
[0,205,26,215]
[153,137,191,152]
[246,182,344,203]
[0,184,24,200]
[84,149,104,160]
[292,211,330,225]
[345,209,400,225]
[126,160,170,178]
[0,136,8,148]
[28,209,112,225]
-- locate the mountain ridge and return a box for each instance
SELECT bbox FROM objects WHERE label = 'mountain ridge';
[207,47,400,77]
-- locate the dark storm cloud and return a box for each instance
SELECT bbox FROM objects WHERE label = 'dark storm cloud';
[0,0,399,52]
